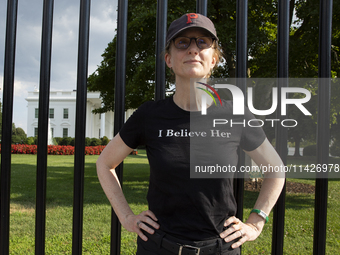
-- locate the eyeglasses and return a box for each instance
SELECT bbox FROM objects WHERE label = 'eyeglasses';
[172,36,214,49]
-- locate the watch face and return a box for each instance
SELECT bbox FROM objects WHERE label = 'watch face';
[259,211,266,218]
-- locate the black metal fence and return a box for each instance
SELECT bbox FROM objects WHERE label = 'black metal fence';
[0,0,333,254]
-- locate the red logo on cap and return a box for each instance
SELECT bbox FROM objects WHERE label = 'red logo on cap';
[186,13,198,24]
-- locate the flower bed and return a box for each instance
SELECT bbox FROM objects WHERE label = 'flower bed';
[1,144,106,155]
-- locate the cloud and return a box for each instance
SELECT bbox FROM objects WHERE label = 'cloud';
[0,76,34,97]
[14,79,34,97]
[0,75,35,130]
[0,0,118,132]
[88,1,117,73]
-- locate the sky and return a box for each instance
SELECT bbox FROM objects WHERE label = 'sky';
[0,0,118,133]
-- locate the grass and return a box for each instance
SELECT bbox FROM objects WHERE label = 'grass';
[6,152,340,254]
[9,152,149,254]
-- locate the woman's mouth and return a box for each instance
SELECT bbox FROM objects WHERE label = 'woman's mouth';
[184,59,202,64]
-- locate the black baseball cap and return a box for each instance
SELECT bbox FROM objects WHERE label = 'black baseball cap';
[166,13,218,45]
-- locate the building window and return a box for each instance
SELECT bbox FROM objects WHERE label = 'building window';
[49,108,54,119]
[34,127,38,137]
[63,128,68,138]
[63,108,69,119]
[35,108,39,118]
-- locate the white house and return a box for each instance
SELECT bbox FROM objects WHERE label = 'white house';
[25,89,134,139]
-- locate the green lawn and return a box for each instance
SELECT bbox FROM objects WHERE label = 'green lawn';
[6,152,340,254]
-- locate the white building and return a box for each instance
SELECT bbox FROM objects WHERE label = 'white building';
[25,89,134,139]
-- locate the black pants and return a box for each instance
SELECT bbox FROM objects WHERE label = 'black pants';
[136,229,241,255]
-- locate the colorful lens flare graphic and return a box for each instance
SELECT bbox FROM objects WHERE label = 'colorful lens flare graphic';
[196,82,223,106]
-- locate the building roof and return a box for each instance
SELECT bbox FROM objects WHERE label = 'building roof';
[25,90,102,106]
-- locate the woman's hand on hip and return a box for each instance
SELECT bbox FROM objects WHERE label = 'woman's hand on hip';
[123,210,160,241]
[219,216,262,249]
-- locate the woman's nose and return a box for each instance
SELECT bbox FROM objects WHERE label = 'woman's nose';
[187,39,199,54]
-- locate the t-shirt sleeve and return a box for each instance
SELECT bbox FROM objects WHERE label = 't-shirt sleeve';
[119,102,150,149]
[239,107,266,151]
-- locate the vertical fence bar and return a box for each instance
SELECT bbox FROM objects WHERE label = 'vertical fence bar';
[236,0,248,80]
[276,0,290,80]
[155,0,167,101]
[111,0,128,254]
[0,0,18,253]
[196,0,207,16]
[313,0,333,254]
[235,0,247,232]
[72,0,91,254]
[272,0,289,254]
[34,0,54,254]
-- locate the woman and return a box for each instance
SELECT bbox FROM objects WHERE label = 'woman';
[97,13,285,255]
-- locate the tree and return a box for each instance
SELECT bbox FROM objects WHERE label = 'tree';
[248,0,340,155]
[87,0,194,113]
[87,0,276,112]
[12,123,27,144]
[88,0,339,153]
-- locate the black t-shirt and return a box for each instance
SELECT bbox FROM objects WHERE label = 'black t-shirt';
[119,96,266,240]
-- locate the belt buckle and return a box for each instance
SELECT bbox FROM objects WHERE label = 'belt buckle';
[178,244,201,255]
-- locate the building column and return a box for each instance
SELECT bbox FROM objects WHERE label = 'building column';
[100,112,105,138]
[90,106,94,138]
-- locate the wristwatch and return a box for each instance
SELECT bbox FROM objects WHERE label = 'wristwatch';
[250,209,269,223]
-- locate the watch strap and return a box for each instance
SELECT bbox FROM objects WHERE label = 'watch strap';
[250,209,269,223]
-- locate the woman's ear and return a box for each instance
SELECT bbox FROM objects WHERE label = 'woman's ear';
[165,53,172,68]
[212,53,217,66]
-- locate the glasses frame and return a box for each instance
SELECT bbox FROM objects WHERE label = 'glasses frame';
[172,36,215,50]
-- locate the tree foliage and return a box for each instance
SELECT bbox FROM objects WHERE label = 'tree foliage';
[0,102,28,144]
[88,0,339,108]
[88,0,193,113]
[88,0,281,111]
[249,0,340,78]
[87,0,340,154]
[12,123,27,144]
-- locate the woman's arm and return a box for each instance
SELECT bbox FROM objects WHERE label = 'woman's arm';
[245,137,285,225]
[220,138,285,248]
[96,133,160,241]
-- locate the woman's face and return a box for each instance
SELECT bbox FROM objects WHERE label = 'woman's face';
[165,28,217,80]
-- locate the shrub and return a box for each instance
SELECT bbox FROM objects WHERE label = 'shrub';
[101,136,110,145]
[330,139,340,157]
[51,137,58,145]
[2,144,106,155]
[9,144,38,154]
[12,135,23,144]
[303,144,317,156]
[60,137,73,146]
[54,137,63,145]
[85,137,91,146]
[84,145,105,155]
[26,137,35,145]
[12,126,27,143]
[90,138,102,146]
[70,138,75,146]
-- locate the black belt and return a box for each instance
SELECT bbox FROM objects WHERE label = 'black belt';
[161,236,218,255]
[145,230,219,255]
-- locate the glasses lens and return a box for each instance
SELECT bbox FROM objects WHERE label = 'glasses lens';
[197,37,213,49]
[173,37,213,49]
[174,37,191,49]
